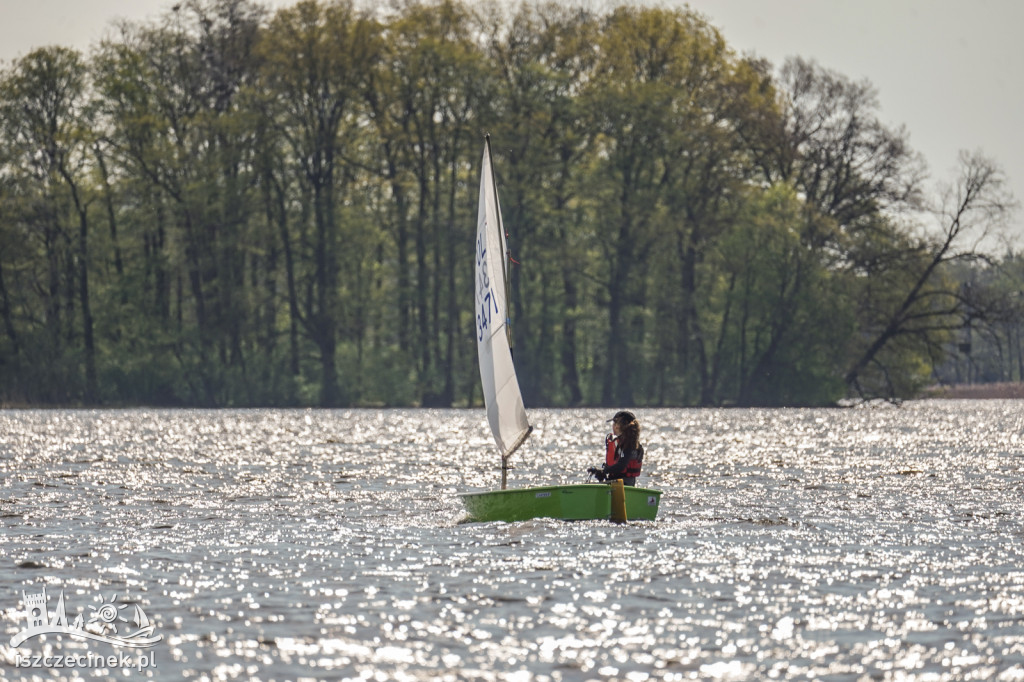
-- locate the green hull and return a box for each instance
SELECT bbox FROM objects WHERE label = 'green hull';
[459,483,662,523]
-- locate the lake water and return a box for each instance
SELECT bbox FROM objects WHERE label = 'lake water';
[1,402,1023,680]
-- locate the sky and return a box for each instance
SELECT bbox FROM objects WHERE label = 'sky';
[0,0,1021,235]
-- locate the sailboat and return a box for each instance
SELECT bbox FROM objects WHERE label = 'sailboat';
[459,136,662,523]
[126,604,156,639]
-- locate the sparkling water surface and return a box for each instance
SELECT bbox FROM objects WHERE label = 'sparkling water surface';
[1,402,1023,680]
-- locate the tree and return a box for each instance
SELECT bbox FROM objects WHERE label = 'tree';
[257,0,378,406]
[844,152,1015,398]
[92,0,268,405]
[774,57,924,232]
[578,6,781,406]
[707,184,851,405]
[480,2,596,405]
[769,56,941,401]
[948,254,1024,384]
[367,0,484,406]
[2,0,1018,409]
[0,46,98,402]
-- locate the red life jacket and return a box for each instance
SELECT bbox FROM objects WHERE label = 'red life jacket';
[606,435,643,478]
[623,444,643,478]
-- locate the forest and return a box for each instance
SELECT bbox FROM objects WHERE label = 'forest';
[0,0,1020,408]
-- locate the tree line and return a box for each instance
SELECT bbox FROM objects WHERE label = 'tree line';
[0,0,1017,408]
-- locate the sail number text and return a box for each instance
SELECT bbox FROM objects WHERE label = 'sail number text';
[476,231,500,342]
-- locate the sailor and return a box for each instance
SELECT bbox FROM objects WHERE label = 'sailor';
[589,410,644,486]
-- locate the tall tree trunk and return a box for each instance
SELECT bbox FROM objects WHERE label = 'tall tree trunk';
[273,178,300,378]
[679,226,710,405]
[93,144,124,280]
[70,189,97,402]
[57,164,98,403]
[603,243,634,406]
[154,199,169,322]
[314,180,339,406]
[561,265,583,406]
[442,147,460,406]
[603,185,628,407]
[391,177,411,355]
[415,175,432,404]
[0,260,19,355]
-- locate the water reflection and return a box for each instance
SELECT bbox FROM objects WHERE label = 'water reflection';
[1,402,1023,679]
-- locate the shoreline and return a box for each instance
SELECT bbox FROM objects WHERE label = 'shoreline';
[922,382,1024,400]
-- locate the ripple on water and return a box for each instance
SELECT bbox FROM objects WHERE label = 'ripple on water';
[1,402,1024,679]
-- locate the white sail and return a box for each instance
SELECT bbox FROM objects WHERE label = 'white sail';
[475,138,531,473]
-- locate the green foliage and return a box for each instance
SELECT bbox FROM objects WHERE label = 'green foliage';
[0,0,1012,408]
[936,254,1024,385]
[706,184,852,406]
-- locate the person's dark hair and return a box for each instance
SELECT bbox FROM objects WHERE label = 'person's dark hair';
[613,411,640,453]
